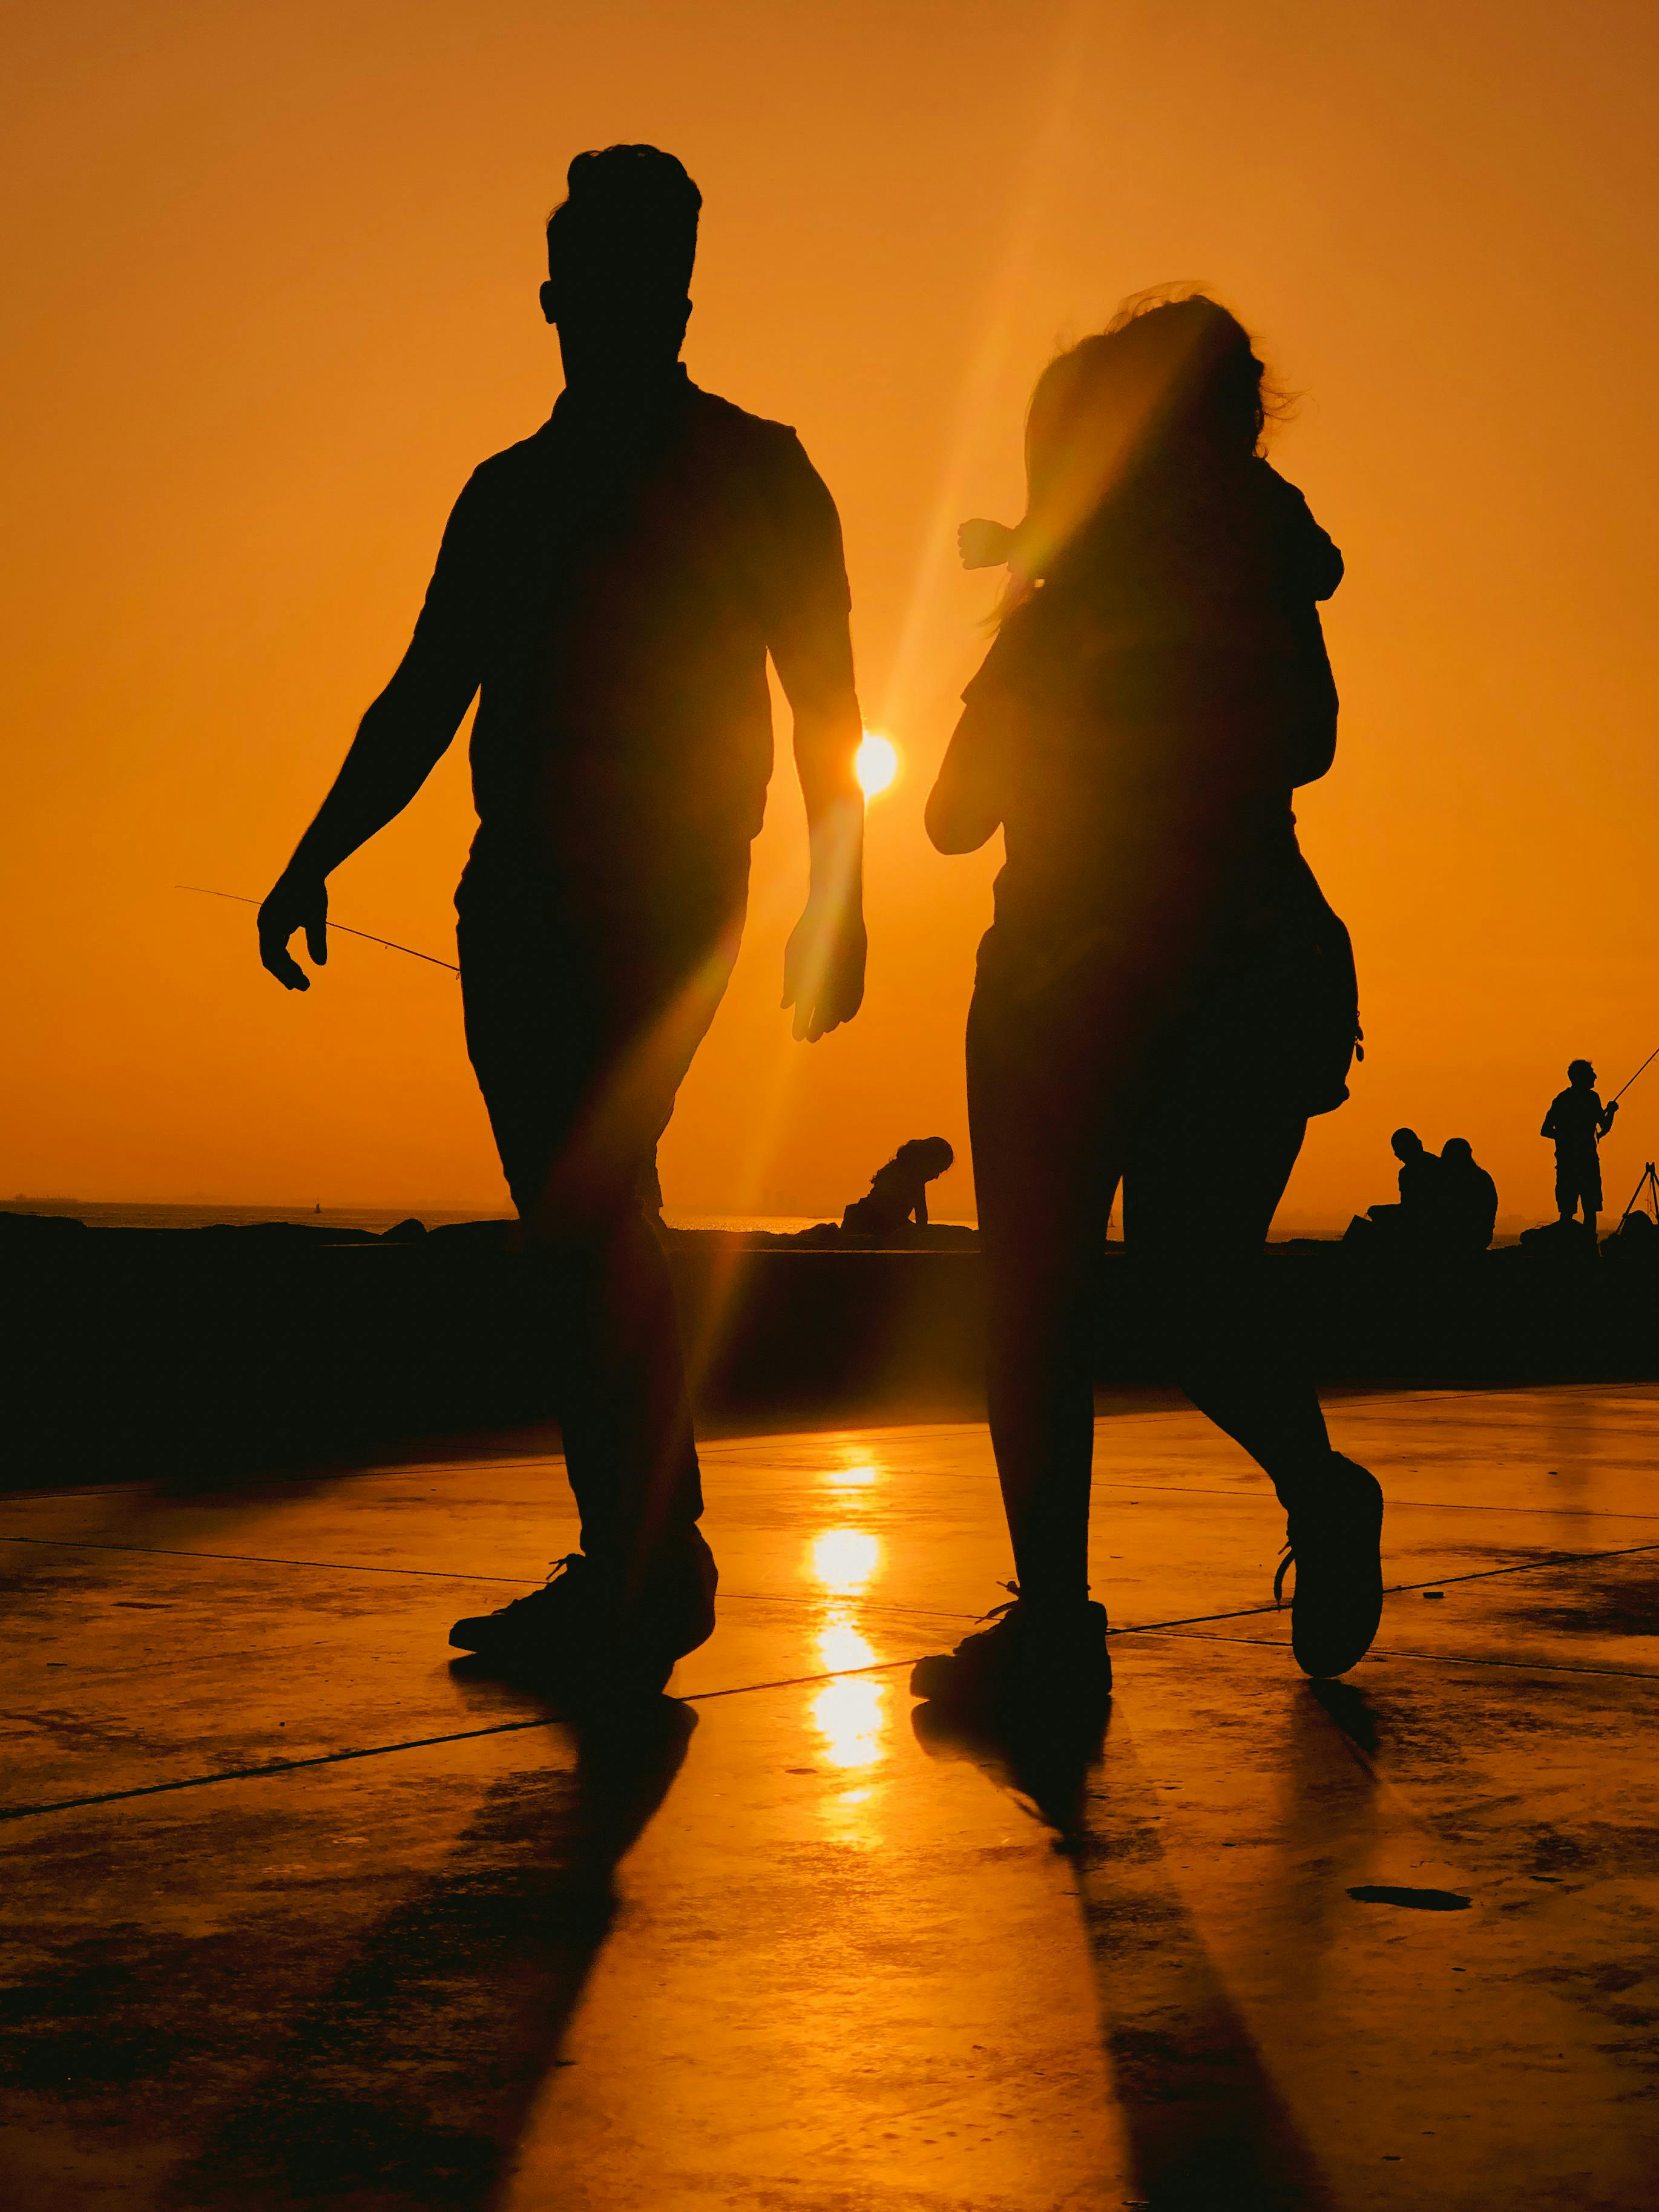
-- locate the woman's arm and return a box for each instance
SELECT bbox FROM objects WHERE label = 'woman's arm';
[925,691,1012,855]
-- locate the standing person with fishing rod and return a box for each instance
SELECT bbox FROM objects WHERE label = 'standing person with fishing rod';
[1542,1059,1620,1239]
[257,146,867,1699]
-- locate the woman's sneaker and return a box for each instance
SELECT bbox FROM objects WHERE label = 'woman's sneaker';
[910,1589,1112,1715]
[1275,1455,1384,1678]
[448,1530,718,1699]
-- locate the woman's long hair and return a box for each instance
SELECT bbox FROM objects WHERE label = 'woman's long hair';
[999,289,1290,617]
[890,1135,954,1179]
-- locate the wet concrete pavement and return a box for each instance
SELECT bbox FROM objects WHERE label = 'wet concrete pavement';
[3,1385,1657,2208]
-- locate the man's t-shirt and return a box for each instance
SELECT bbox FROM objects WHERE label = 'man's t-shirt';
[1398,1149,1444,1215]
[1543,1087,1608,1157]
[1440,1157,1499,1249]
[410,369,852,948]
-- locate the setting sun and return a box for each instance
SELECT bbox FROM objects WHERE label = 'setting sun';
[855,732,899,799]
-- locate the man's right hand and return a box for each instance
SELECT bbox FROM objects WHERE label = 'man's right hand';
[258,868,329,991]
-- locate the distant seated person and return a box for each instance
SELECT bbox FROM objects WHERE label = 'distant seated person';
[1382,1126,1444,1229]
[1350,1127,1445,1247]
[1437,1137,1498,1252]
[841,1137,955,1239]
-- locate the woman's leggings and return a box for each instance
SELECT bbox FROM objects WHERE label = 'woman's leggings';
[967,953,1335,1609]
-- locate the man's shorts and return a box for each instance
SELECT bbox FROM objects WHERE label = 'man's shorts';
[1556,1154,1603,1216]
[456,885,743,1224]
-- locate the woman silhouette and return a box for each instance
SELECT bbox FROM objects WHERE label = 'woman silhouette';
[914,293,1381,1710]
[842,1136,956,1239]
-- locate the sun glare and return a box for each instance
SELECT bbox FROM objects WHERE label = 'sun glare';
[810,1528,881,1595]
[812,1676,887,1769]
[856,732,899,799]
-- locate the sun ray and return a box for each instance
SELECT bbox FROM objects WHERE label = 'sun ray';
[875,0,1100,746]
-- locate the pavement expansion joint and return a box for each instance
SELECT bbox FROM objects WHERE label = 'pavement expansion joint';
[1376,1535,1659,1591]
[1152,1627,1659,1682]
[9,1531,1657,1822]
[0,1532,531,1583]
[10,1524,1658,1599]
[1089,1478,1659,1523]
[0,1656,927,1828]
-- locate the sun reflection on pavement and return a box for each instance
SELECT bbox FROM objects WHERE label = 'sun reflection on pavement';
[812,1674,887,1770]
[831,1459,879,1488]
[804,1499,890,1819]
[810,1528,881,1595]
[817,1618,876,1672]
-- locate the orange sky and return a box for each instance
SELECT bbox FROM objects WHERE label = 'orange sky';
[5,1,1657,1229]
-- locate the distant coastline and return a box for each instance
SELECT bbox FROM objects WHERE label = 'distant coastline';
[3,1197,513,1235]
[1,1196,962,1237]
[1,1195,1541,1244]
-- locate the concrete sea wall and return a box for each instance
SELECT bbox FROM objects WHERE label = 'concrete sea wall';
[3,1215,1654,1489]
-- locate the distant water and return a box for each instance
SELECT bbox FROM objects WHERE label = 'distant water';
[4,1200,1388,1241]
[665,1212,835,1236]
[2,1198,511,1233]
[2,1198,976,1236]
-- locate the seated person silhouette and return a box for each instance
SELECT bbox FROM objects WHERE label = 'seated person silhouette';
[1438,1136,1498,1252]
[257,146,866,1697]
[1542,1058,1617,1238]
[1362,1127,1445,1245]
[841,1137,954,1238]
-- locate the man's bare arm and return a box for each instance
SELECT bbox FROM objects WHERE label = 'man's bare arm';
[777,660,867,1042]
[759,436,868,1043]
[257,642,478,991]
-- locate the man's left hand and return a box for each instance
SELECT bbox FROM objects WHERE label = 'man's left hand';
[782,898,866,1042]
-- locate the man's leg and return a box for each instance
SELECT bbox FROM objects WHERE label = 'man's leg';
[522,929,741,1593]
[534,1194,703,1595]
[455,901,738,1664]
[1556,1160,1579,1226]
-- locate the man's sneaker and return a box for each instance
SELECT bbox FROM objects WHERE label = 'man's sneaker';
[1275,1455,1384,1678]
[449,1529,718,1698]
[910,1589,1112,1714]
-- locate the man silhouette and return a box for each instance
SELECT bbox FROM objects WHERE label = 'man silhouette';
[1542,1058,1617,1238]
[1360,1126,1444,1246]
[258,146,866,1694]
[1438,1137,1498,1252]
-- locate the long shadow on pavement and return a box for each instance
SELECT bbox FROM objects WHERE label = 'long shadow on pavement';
[156,1695,695,2211]
[914,1698,1341,2211]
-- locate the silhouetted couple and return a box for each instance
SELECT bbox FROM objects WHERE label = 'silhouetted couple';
[1359,1127,1498,1253]
[260,146,1384,1710]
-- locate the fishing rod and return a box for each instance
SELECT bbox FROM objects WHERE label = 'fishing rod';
[177,886,459,974]
[1610,1042,1659,1106]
